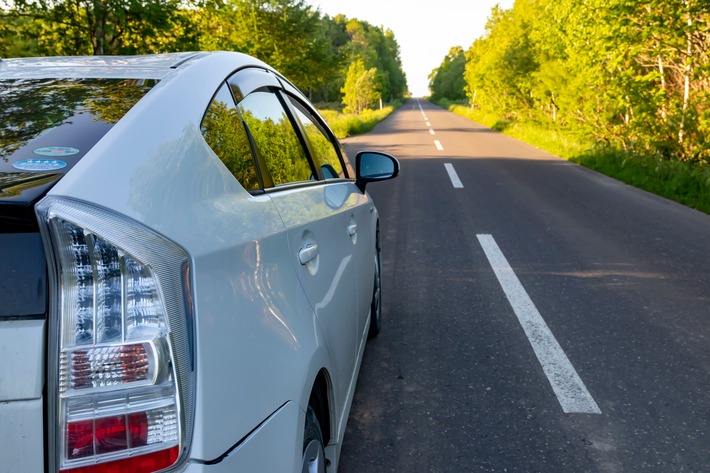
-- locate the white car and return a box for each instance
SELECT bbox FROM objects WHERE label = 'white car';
[0,52,399,473]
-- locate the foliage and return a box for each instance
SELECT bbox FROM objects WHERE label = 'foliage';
[2,0,197,55]
[452,0,710,163]
[0,0,408,107]
[341,58,380,114]
[446,95,710,214]
[428,46,467,101]
[195,0,335,97]
[428,0,710,210]
[336,16,407,102]
[319,102,401,139]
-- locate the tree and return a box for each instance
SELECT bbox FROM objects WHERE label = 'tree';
[428,46,467,102]
[4,0,196,55]
[457,0,710,162]
[196,0,338,96]
[341,58,380,114]
[337,17,406,102]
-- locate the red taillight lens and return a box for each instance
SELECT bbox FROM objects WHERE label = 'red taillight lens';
[60,446,179,473]
[67,420,94,460]
[128,412,149,448]
[66,412,151,460]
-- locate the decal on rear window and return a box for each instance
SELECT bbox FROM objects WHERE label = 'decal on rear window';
[33,147,80,157]
[12,159,67,171]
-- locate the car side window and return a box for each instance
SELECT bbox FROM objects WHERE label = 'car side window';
[237,91,313,186]
[201,83,261,191]
[287,97,345,179]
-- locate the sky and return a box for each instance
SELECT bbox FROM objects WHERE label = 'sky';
[305,0,515,97]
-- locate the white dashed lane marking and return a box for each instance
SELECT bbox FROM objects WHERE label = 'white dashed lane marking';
[444,163,463,188]
[476,234,602,415]
[434,140,443,151]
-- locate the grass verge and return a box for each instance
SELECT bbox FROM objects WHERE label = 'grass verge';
[319,101,402,139]
[442,102,710,214]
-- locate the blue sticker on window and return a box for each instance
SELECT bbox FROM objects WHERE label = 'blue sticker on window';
[12,159,68,171]
[33,146,80,157]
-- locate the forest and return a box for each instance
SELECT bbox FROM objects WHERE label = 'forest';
[0,0,408,109]
[429,0,710,210]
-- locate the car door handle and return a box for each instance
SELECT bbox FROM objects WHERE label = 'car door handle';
[347,223,357,236]
[298,244,319,265]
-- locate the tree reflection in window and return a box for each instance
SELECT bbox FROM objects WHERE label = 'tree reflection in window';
[201,84,260,191]
[0,78,156,162]
[237,92,313,186]
[288,97,344,179]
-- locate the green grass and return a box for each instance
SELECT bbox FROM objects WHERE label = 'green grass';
[570,149,710,214]
[319,102,401,139]
[442,102,710,214]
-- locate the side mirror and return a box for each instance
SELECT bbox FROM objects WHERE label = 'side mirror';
[355,151,400,192]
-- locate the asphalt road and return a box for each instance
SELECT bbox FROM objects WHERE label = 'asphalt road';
[338,99,710,472]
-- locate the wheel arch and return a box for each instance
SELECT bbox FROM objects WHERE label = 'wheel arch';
[308,368,333,446]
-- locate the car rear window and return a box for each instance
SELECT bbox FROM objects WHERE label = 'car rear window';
[0,78,156,164]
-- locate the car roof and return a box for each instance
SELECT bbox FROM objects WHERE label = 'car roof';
[0,52,260,80]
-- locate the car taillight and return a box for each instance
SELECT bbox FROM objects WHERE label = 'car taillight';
[37,197,195,473]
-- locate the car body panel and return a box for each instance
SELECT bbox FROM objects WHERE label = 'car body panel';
[268,182,361,429]
[0,398,45,472]
[186,193,327,460]
[0,51,392,471]
[184,402,303,473]
[0,319,45,401]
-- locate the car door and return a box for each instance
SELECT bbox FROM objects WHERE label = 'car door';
[229,71,359,411]
[282,94,377,342]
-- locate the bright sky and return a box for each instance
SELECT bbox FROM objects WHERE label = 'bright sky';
[306,0,515,97]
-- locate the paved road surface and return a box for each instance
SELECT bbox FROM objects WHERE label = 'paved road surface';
[338,99,710,472]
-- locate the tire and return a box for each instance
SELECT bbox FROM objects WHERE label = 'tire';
[368,225,382,338]
[302,405,326,473]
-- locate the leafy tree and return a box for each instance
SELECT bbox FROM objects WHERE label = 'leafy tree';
[428,46,467,101]
[1,0,409,113]
[455,0,710,162]
[197,0,337,97]
[337,17,407,102]
[341,58,380,114]
[3,0,196,55]
[0,11,41,57]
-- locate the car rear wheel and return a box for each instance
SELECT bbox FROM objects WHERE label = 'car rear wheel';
[302,405,326,473]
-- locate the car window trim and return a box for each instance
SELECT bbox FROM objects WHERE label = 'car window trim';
[239,116,274,189]
[262,178,330,194]
[280,92,325,181]
[272,89,322,182]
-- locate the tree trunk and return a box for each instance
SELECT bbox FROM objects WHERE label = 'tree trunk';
[678,0,693,145]
[657,53,667,121]
[90,1,107,55]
